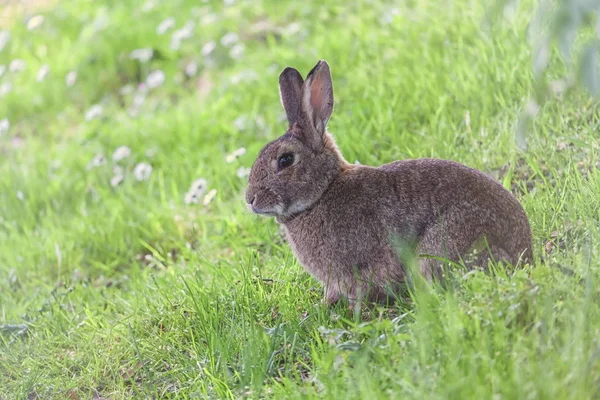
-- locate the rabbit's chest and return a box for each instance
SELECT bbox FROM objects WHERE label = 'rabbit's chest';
[282,213,397,278]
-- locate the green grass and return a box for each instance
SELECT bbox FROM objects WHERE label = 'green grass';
[1,0,599,398]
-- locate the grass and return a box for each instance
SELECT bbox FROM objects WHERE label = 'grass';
[1,0,599,398]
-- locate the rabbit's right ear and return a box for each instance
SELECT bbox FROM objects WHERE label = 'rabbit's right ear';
[279,67,304,126]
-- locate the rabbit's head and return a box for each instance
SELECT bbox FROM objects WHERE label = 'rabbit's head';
[246,60,347,220]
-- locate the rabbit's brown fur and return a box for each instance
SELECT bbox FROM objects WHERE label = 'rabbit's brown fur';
[246,60,533,305]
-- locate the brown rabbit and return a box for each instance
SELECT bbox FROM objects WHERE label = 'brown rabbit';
[245,60,533,306]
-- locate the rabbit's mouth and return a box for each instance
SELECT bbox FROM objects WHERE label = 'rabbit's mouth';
[247,197,283,217]
[248,203,279,217]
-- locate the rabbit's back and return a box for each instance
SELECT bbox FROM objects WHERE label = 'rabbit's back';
[283,158,532,298]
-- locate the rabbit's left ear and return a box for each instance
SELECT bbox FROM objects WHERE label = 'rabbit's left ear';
[279,67,305,126]
[302,60,334,135]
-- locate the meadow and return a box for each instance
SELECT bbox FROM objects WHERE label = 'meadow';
[1,0,600,398]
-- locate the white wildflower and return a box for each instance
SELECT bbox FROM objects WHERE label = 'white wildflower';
[132,92,146,108]
[0,31,9,53]
[185,61,198,77]
[225,147,246,163]
[173,21,194,41]
[170,21,194,50]
[16,191,24,201]
[233,115,248,130]
[0,118,9,135]
[229,43,245,60]
[157,17,175,35]
[85,104,103,121]
[9,59,26,73]
[146,70,165,88]
[203,189,217,205]
[283,22,301,36]
[255,115,266,129]
[236,166,250,178]
[133,162,153,181]
[86,154,106,169]
[201,13,218,25]
[220,32,238,47]
[112,145,131,162]
[36,64,49,82]
[110,174,124,187]
[141,0,156,12]
[201,41,216,56]
[129,48,153,63]
[0,82,11,96]
[120,84,134,96]
[184,178,207,204]
[26,15,44,30]
[65,71,77,87]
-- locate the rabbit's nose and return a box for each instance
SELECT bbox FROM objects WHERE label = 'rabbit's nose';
[246,194,257,211]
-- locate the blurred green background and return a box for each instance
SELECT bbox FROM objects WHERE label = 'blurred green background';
[1,0,599,398]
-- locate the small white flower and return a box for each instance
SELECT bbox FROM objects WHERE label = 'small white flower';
[0,118,9,135]
[230,69,258,85]
[0,82,11,96]
[145,147,158,157]
[203,189,217,205]
[225,147,246,163]
[132,92,146,108]
[141,0,156,12]
[16,191,24,201]
[26,15,45,30]
[229,43,245,60]
[185,61,198,77]
[130,48,153,63]
[133,162,153,181]
[85,104,103,121]
[119,84,134,96]
[201,41,216,56]
[184,191,198,205]
[189,178,207,192]
[236,166,250,178]
[233,116,247,130]
[170,22,194,50]
[173,21,194,41]
[201,13,218,25]
[157,17,175,35]
[184,178,207,204]
[255,115,266,129]
[112,145,131,162]
[283,22,301,36]
[110,175,124,187]
[36,64,49,82]
[86,154,106,169]
[9,59,26,73]
[65,71,77,87]
[146,70,165,88]
[0,31,9,53]
[220,32,238,47]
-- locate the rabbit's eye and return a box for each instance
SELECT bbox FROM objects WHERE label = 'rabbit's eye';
[278,153,294,170]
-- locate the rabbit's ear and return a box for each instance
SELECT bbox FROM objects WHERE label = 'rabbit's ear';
[302,60,334,136]
[279,67,304,125]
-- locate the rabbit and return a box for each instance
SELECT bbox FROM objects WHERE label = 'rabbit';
[245,59,533,306]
